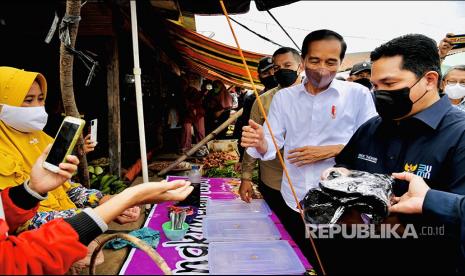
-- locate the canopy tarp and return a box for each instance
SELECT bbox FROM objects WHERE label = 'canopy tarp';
[166,20,266,88]
[178,0,299,15]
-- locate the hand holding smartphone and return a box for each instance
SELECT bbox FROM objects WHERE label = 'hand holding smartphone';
[43,116,85,173]
[446,33,465,49]
[89,119,98,143]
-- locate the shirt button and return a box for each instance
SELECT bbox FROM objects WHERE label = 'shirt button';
[389,156,395,160]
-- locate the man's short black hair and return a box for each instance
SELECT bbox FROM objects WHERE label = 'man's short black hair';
[370,34,441,81]
[301,29,347,60]
[273,47,302,63]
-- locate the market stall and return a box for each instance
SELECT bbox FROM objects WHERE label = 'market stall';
[119,176,312,274]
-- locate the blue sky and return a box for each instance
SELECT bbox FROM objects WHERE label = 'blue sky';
[196,1,465,55]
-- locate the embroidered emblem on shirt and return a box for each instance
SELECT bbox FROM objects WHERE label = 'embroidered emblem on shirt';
[357,153,378,164]
[404,163,432,180]
[416,164,432,179]
[29,138,39,145]
[331,105,336,119]
[404,163,418,173]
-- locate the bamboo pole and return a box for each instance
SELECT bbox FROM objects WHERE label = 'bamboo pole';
[158,108,243,176]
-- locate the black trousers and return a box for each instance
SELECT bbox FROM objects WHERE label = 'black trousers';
[257,181,287,225]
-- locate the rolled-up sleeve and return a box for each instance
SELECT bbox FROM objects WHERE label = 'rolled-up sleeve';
[246,93,286,161]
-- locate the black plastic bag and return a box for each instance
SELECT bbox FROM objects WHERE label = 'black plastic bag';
[300,170,394,224]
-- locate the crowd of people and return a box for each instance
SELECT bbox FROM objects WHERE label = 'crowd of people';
[1,22,464,275]
[239,31,465,274]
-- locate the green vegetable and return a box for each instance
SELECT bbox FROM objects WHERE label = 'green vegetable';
[205,165,240,178]
[95,166,104,175]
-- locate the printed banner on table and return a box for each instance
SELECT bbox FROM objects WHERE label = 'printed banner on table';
[119,176,311,275]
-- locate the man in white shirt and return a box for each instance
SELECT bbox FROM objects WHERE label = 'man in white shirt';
[241,29,377,268]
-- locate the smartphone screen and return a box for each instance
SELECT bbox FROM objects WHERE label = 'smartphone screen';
[45,121,80,166]
[447,34,465,49]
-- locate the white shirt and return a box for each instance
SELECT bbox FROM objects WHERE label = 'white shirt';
[247,79,377,211]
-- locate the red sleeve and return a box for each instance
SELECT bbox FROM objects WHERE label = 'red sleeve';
[1,187,38,233]
[0,218,88,275]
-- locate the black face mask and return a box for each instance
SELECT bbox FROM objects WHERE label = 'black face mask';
[260,75,278,91]
[374,76,428,120]
[275,69,299,88]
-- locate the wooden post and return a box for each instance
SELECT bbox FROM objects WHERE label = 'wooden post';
[59,0,90,187]
[106,38,121,177]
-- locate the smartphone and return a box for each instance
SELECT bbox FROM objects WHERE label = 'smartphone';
[43,116,85,173]
[89,119,98,143]
[447,34,465,49]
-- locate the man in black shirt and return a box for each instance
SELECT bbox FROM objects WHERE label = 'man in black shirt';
[234,56,277,159]
[320,34,465,274]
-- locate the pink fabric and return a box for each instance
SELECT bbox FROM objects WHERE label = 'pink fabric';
[181,117,205,151]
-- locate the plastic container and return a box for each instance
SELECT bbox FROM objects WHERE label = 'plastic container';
[208,240,306,275]
[207,139,239,154]
[206,199,271,217]
[203,215,280,242]
[162,221,189,241]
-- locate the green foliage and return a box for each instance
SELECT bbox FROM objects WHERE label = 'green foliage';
[88,165,129,195]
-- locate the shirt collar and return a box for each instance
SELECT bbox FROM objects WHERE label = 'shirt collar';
[411,95,452,130]
[460,98,465,106]
[300,78,341,96]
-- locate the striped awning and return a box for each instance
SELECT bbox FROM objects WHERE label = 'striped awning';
[166,20,266,89]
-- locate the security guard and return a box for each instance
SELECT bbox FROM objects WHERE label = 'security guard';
[321,34,465,274]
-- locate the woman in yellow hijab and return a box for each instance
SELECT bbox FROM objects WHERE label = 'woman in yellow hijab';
[0,66,140,232]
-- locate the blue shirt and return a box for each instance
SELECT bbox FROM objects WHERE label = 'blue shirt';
[336,95,465,196]
[454,98,465,112]
[333,95,465,273]
[423,189,465,273]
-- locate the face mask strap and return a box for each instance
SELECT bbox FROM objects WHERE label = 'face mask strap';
[411,73,430,104]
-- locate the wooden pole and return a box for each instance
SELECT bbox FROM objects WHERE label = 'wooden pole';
[106,38,121,177]
[59,0,90,187]
[158,108,243,176]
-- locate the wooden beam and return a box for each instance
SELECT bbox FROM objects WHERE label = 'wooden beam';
[106,38,121,177]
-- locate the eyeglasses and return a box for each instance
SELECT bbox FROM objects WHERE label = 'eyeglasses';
[445,80,465,87]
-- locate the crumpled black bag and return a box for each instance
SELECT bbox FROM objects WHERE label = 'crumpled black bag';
[300,170,394,224]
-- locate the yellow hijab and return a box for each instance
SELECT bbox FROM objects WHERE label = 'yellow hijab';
[0,66,76,212]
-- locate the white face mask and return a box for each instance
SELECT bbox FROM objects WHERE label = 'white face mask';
[444,83,465,100]
[0,104,48,132]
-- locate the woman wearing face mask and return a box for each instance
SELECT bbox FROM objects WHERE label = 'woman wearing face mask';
[0,67,139,271]
[442,65,465,112]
